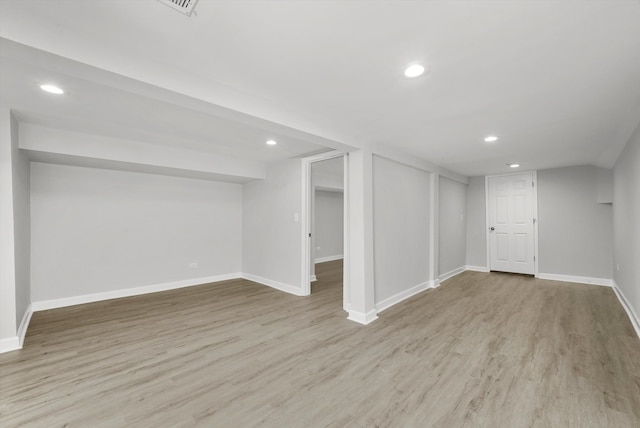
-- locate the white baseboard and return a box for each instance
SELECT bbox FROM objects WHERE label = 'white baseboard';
[17,304,33,348]
[375,281,430,313]
[612,281,640,340]
[310,275,317,282]
[536,273,612,287]
[465,265,489,273]
[0,304,34,354]
[315,255,343,264]
[439,266,466,283]
[0,336,20,354]
[347,308,378,325]
[32,273,242,311]
[241,273,304,296]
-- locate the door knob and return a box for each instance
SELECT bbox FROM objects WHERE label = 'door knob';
[490,226,495,231]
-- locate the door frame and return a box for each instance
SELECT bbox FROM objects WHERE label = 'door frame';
[301,150,349,309]
[484,171,539,276]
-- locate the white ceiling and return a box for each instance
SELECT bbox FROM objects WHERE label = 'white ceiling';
[1,0,640,176]
[0,42,339,163]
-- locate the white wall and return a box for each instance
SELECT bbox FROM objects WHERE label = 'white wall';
[314,190,343,262]
[438,177,467,277]
[537,166,613,280]
[242,159,302,291]
[12,113,31,329]
[20,124,265,183]
[373,156,430,305]
[312,157,344,191]
[613,121,640,323]
[597,168,613,204]
[30,163,242,301]
[465,176,487,268]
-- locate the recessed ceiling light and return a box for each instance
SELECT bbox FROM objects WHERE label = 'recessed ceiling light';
[40,84,64,95]
[484,135,498,142]
[265,139,277,146]
[508,163,520,168]
[404,64,426,78]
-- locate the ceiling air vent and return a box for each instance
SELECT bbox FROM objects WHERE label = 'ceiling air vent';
[157,0,199,16]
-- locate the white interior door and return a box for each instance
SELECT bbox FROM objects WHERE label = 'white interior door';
[487,173,535,275]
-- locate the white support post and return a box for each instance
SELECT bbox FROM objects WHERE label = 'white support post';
[346,149,377,324]
[0,107,19,352]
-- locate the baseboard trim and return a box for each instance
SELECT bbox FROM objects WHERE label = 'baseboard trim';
[439,266,466,283]
[310,275,317,282]
[536,273,612,287]
[0,336,20,354]
[315,255,343,264]
[32,273,242,311]
[241,273,304,296]
[465,265,489,273]
[347,309,378,325]
[375,281,430,313]
[17,304,33,348]
[612,281,640,340]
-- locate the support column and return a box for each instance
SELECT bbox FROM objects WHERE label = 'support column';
[345,149,377,324]
[0,107,18,351]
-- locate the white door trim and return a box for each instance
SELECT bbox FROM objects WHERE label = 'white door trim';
[301,151,348,306]
[485,171,538,275]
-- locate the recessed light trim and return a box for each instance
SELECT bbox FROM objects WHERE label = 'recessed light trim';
[265,139,278,146]
[404,63,426,78]
[508,163,520,168]
[40,84,64,95]
[484,135,498,142]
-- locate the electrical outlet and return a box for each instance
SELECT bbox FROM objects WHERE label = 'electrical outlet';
[316,246,321,251]
[189,262,198,269]
[616,264,620,271]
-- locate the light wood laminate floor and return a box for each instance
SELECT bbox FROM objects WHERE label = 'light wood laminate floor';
[1,261,639,427]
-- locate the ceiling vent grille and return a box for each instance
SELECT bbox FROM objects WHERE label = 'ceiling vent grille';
[157,0,199,16]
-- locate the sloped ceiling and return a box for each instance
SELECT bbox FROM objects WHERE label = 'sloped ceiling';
[1,0,640,176]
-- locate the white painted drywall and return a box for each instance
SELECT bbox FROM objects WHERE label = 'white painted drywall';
[345,149,376,322]
[242,159,302,290]
[537,166,613,279]
[373,155,430,304]
[312,157,344,191]
[30,163,242,301]
[314,190,343,261]
[439,177,467,277]
[465,176,487,268]
[11,113,31,329]
[0,108,18,342]
[597,168,613,204]
[20,123,265,183]
[613,121,640,322]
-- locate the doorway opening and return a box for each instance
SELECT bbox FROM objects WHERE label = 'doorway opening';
[301,151,348,311]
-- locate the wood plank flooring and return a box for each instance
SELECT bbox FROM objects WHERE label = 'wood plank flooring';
[1,261,639,427]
